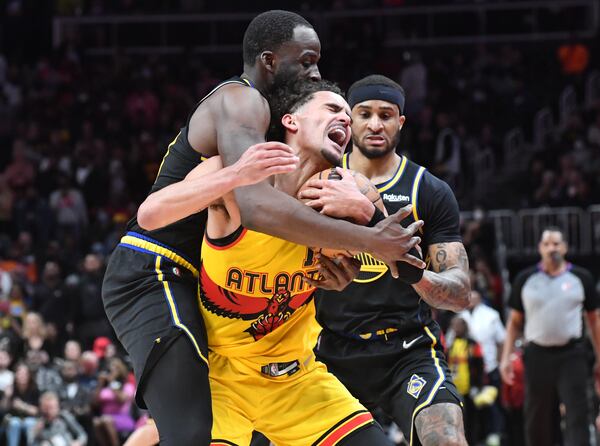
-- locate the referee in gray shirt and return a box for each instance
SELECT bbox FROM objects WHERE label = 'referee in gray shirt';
[500,227,600,446]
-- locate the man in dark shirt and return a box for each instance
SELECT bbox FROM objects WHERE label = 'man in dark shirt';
[500,227,600,446]
[300,75,470,445]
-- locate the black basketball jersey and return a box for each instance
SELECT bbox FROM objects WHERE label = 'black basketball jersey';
[315,153,462,338]
[127,77,255,268]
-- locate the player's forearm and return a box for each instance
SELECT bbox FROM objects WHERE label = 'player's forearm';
[412,268,471,312]
[137,166,241,231]
[235,184,374,252]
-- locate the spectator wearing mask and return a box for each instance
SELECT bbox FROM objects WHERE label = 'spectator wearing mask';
[31,391,87,446]
[57,360,92,440]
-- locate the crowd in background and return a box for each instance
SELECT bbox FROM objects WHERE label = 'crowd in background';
[0,2,598,445]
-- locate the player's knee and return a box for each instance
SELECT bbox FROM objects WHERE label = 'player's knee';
[418,427,467,446]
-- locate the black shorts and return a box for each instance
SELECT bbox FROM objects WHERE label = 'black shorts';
[315,322,462,446]
[102,232,208,407]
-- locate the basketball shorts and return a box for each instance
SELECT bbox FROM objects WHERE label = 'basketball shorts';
[102,232,209,407]
[209,351,374,446]
[315,322,462,446]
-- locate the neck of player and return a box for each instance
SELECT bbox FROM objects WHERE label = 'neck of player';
[541,258,567,276]
[274,144,330,197]
[349,149,401,183]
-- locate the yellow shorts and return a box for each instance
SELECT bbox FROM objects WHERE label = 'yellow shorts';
[209,351,374,446]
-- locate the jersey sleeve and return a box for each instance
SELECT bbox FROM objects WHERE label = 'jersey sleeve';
[571,265,599,311]
[509,268,534,313]
[417,171,462,246]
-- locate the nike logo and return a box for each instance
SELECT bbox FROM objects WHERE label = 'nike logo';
[403,335,423,349]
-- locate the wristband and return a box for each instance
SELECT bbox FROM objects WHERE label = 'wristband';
[396,247,425,284]
[367,207,385,227]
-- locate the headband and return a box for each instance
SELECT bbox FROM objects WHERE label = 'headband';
[347,84,405,114]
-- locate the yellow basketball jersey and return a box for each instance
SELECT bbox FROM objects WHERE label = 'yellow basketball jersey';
[200,226,321,363]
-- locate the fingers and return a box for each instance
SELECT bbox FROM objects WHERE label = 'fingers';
[390,204,414,222]
[299,179,326,191]
[335,167,353,180]
[298,187,323,200]
[399,253,427,269]
[405,220,424,235]
[388,262,399,279]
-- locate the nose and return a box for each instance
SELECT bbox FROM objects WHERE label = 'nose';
[309,66,321,81]
[367,115,383,132]
[339,113,351,126]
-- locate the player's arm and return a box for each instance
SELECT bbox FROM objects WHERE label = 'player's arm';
[137,143,298,231]
[411,242,470,312]
[214,86,425,274]
[499,309,524,386]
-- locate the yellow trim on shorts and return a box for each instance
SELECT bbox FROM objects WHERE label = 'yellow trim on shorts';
[409,326,445,446]
[154,256,208,366]
[120,235,199,278]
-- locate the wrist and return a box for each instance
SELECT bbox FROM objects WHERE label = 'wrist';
[356,201,376,225]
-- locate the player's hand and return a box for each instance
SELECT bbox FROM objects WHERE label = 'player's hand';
[499,357,514,386]
[234,142,299,186]
[298,167,375,224]
[368,204,425,278]
[302,254,361,291]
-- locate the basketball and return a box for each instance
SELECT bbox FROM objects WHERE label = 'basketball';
[298,167,387,258]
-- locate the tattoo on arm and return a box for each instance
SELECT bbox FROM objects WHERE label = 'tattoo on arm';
[412,242,471,312]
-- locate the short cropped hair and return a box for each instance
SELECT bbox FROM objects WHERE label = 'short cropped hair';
[268,80,343,142]
[541,226,567,243]
[243,10,313,66]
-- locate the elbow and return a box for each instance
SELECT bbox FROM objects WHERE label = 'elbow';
[137,201,161,231]
[453,281,472,312]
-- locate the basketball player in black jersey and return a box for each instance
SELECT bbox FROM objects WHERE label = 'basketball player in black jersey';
[300,75,471,446]
[102,12,424,446]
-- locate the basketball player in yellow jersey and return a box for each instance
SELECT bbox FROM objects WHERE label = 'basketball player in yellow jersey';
[191,81,413,445]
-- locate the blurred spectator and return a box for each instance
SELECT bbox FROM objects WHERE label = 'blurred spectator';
[501,346,525,446]
[31,390,87,446]
[78,351,99,393]
[3,139,36,195]
[0,349,14,418]
[63,339,82,364]
[399,51,427,119]
[49,174,88,246]
[57,360,92,439]
[6,362,40,446]
[459,290,505,445]
[32,262,70,341]
[25,348,63,394]
[72,254,112,350]
[92,357,136,446]
[447,315,485,445]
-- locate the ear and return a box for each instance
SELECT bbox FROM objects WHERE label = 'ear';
[260,51,275,74]
[398,115,406,129]
[281,114,298,133]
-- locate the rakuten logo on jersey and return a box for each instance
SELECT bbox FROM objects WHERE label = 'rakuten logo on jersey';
[382,193,410,202]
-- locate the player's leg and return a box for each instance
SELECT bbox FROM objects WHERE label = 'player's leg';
[141,334,212,446]
[338,423,392,445]
[258,358,394,446]
[414,403,466,446]
[556,343,590,446]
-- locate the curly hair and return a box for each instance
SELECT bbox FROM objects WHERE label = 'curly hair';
[267,79,343,142]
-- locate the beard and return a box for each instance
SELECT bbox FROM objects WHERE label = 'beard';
[265,67,300,100]
[352,129,401,159]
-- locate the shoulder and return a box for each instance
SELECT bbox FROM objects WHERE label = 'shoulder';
[569,264,594,281]
[513,265,539,285]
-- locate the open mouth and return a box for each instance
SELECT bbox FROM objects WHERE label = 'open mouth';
[327,126,347,148]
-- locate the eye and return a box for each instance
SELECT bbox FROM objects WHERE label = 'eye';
[302,61,312,68]
[359,112,370,118]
